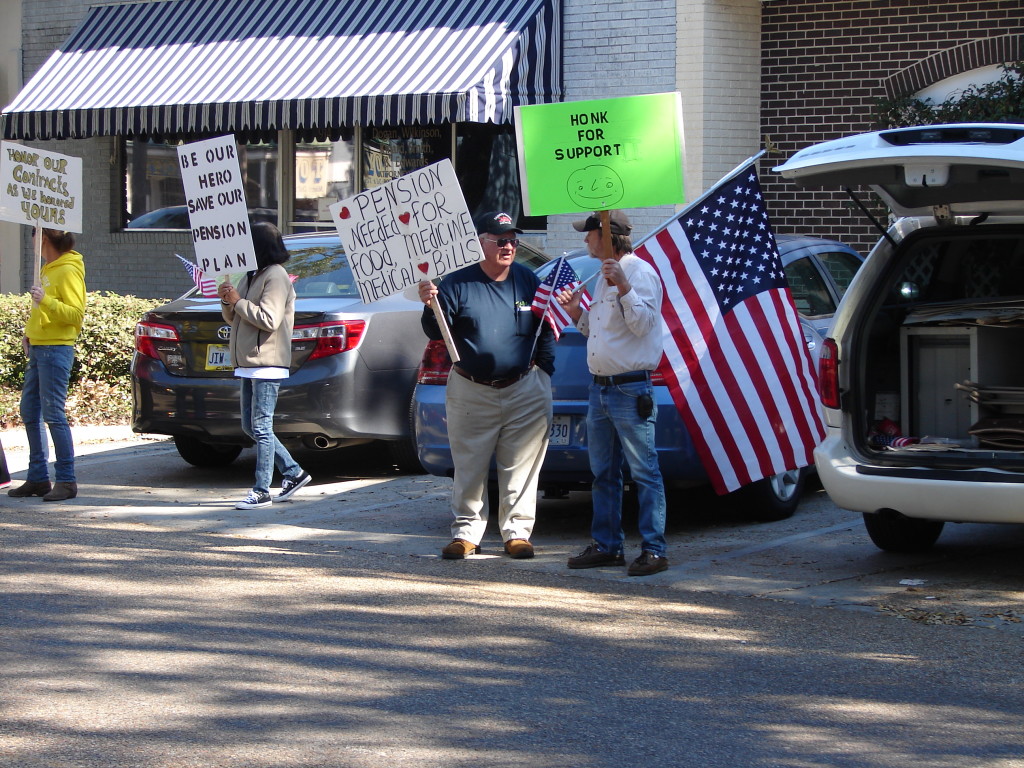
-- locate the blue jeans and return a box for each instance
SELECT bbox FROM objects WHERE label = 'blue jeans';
[587,378,667,557]
[239,378,302,495]
[21,344,76,483]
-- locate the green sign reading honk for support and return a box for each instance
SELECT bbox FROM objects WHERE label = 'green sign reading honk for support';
[514,92,685,216]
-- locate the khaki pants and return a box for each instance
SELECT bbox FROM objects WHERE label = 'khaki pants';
[446,367,552,544]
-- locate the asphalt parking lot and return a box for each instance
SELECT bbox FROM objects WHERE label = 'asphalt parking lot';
[5,427,1024,768]
[4,427,1023,636]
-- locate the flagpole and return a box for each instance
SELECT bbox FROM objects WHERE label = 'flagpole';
[633,149,768,251]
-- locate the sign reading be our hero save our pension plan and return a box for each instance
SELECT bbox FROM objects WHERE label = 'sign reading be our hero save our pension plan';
[177,135,256,276]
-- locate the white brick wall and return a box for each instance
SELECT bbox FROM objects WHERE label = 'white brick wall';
[677,0,762,205]
[547,0,681,255]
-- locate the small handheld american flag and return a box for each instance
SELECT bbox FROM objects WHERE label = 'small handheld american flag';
[531,256,592,341]
[176,254,219,297]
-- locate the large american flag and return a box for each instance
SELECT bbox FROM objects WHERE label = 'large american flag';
[176,254,218,297]
[636,164,825,494]
[531,256,592,340]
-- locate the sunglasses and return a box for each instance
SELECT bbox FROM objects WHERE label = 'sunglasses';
[483,236,520,248]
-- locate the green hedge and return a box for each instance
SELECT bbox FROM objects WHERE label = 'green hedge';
[874,61,1024,128]
[0,291,167,427]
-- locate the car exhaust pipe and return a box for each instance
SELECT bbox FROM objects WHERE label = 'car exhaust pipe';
[305,434,341,450]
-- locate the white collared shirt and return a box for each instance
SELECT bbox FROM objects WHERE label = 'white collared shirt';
[576,253,664,376]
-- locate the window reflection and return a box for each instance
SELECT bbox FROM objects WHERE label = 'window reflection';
[294,137,356,230]
[124,137,278,229]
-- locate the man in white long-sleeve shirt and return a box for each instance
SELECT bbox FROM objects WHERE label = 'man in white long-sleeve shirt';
[556,210,669,576]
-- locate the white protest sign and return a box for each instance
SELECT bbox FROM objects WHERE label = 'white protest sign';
[330,158,480,304]
[0,142,83,232]
[177,135,255,276]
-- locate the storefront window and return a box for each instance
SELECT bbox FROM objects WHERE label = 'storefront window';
[359,122,543,230]
[122,124,542,233]
[123,137,279,229]
[293,136,356,231]
[361,124,453,188]
[455,122,542,230]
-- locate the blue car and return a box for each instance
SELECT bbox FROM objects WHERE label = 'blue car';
[413,234,862,520]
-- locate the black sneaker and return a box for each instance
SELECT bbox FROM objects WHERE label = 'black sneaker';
[235,490,272,510]
[627,551,669,576]
[276,471,311,501]
[567,543,626,569]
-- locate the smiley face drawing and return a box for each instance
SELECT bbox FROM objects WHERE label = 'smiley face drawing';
[566,165,624,208]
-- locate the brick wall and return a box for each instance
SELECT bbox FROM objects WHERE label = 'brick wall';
[760,0,1024,256]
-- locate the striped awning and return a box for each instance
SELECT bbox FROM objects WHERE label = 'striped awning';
[2,0,561,140]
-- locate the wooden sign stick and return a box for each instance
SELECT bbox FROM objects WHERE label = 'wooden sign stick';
[600,210,614,285]
[32,222,42,291]
[430,295,461,363]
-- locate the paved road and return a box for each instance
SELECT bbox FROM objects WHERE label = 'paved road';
[2,430,1023,767]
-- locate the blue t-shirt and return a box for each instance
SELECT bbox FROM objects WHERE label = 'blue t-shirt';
[421,262,554,380]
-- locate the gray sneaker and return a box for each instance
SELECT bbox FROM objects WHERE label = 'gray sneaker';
[235,490,272,510]
[276,471,311,501]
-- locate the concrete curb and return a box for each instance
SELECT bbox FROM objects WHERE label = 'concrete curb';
[1,424,163,451]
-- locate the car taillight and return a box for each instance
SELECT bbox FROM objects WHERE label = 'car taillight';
[135,321,179,359]
[293,320,366,360]
[818,338,840,409]
[417,339,452,384]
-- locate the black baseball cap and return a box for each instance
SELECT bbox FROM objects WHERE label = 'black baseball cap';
[475,211,523,236]
[572,210,633,236]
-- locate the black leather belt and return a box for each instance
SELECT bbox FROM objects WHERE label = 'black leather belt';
[454,365,533,389]
[593,371,650,386]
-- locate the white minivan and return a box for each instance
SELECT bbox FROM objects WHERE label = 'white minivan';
[774,123,1024,552]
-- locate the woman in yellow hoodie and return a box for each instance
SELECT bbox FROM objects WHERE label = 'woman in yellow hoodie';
[8,228,86,502]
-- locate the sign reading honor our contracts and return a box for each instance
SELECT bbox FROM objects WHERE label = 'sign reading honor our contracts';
[330,158,478,305]
[177,134,256,277]
[0,142,83,232]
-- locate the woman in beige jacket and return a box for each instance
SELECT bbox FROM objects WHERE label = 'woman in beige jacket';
[218,223,310,509]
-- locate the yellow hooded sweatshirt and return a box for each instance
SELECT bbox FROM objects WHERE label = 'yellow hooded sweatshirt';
[26,250,86,345]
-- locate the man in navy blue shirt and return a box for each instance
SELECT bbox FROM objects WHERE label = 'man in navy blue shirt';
[419,211,554,560]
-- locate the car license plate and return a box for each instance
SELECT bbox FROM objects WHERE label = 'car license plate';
[549,415,571,446]
[205,344,232,371]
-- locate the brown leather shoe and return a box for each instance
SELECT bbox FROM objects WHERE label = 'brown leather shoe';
[442,538,481,559]
[567,543,625,569]
[8,480,52,498]
[504,539,535,559]
[43,482,78,502]
[627,551,669,576]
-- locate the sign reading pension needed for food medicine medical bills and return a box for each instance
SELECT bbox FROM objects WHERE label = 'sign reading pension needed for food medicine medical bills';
[330,159,479,305]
